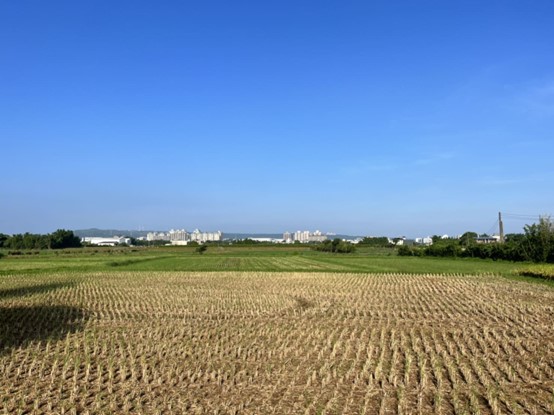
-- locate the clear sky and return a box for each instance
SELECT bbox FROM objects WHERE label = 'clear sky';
[1,1,553,237]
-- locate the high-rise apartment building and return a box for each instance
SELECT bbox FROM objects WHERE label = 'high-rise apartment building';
[147,229,222,243]
[284,230,328,243]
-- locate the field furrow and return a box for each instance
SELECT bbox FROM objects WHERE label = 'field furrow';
[1,271,553,414]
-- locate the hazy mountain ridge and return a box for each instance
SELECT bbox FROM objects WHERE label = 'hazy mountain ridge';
[74,229,157,238]
[74,229,364,240]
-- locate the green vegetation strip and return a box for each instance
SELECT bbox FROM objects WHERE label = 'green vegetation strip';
[1,246,548,286]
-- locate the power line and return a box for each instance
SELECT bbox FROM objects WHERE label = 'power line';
[504,212,540,217]
[503,212,549,221]
[485,219,499,236]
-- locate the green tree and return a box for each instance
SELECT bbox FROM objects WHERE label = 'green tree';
[359,236,391,247]
[521,216,554,263]
[49,229,82,249]
[459,231,478,247]
[505,233,525,243]
[313,238,356,254]
[431,235,442,243]
[0,233,8,248]
[4,234,24,249]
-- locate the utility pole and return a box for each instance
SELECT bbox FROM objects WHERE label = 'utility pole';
[498,212,504,243]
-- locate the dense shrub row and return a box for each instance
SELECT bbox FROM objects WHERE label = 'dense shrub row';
[0,230,81,250]
[398,217,554,263]
[398,242,529,261]
[313,238,356,254]
[356,237,391,247]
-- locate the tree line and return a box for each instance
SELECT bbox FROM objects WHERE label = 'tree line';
[0,229,82,250]
[398,217,554,263]
[313,238,356,253]
[356,236,392,247]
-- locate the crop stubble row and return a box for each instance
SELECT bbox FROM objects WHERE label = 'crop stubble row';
[1,272,553,414]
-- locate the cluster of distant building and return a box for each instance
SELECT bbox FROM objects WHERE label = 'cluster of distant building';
[80,228,503,247]
[283,230,329,244]
[412,237,434,246]
[81,236,132,246]
[81,229,222,246]
[146,229,223,245]
[396,234,502,246]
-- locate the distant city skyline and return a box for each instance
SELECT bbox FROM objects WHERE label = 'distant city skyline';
[19,218,543,240]
[1,1,553,237]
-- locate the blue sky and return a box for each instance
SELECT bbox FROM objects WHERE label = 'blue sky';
[1,1,553,236]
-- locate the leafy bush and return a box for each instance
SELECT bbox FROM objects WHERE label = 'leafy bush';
[397,246,423,256]
[397,246,412,256]
[313,239,356,254]
[424,243,462,258]
[357,237,391,247]
[196,245,208,254]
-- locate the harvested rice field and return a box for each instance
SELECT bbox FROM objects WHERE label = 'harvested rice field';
[1,271,554,414]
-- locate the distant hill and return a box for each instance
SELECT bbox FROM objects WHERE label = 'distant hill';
[76,230,286,240]
[74,229,366,240]
[74,228,158,238]
[224,233,283,240]
[223,233,365,241]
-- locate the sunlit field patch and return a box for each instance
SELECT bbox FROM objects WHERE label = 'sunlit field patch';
[1,271,553,414]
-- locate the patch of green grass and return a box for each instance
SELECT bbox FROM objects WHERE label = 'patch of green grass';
[3,246,552,289]
[0,246,530,280]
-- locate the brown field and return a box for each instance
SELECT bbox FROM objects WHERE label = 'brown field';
[1,271,554,414]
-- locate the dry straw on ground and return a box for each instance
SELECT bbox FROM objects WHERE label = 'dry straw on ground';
[1,272,553,414]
